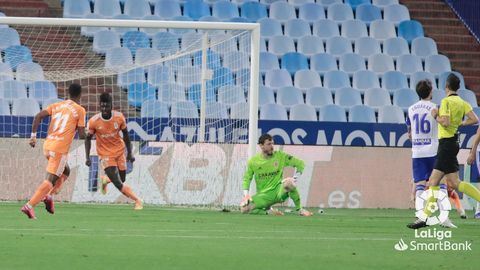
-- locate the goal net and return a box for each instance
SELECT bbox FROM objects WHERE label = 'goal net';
[0,17,260,209]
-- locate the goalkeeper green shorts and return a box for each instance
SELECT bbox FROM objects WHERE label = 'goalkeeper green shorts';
[251,185,289,210]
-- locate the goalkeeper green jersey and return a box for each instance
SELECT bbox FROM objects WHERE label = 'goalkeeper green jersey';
[242,150,305,192]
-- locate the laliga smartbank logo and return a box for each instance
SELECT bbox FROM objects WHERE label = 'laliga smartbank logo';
[394,190,472,252]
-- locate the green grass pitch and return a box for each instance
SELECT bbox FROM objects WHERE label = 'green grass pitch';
[0,203,478,270]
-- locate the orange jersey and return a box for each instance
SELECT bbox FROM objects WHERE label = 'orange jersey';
[88,111,127,157]
[43,100,86,154]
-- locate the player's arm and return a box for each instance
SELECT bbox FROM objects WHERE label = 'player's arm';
[29,110,50,148]
[242,160,255,196]
[85,119,95,167]
[77,108,87,140]
[432,102,449,127]
[461,104,478,127]
[405,115,412,141]
[284,152,305,180]
[121,128,135,163]
[467,126,480,165]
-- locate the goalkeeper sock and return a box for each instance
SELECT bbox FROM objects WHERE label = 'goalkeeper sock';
[288,188,302,211]
[28,180,53,207]
[423,186,440,217]
[458,182,480,202]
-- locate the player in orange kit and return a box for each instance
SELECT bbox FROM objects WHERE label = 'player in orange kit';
[22,83,87,219]
[85,92,142,210]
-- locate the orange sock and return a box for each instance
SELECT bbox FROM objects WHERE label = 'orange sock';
[49,175,67,195]
[450,190,462,210]
[28,180,53,207]
[121,185,139,202]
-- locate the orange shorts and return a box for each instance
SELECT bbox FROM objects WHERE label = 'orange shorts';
[44,150,68,177]
[100,154,127,171]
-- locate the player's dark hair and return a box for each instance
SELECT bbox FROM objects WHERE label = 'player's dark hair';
[445,73,460,92]
[68,83,82,98]
[415,80,433,100]
[258,133,273,145]
[99,92,112,104]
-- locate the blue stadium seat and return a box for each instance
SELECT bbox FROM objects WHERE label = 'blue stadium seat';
[324,70,350,91]
[383,37,410,59]
[180,32,203,50]
[168,16,195,35]
[277,86,304,110]
[105,47,133,71]
[154,0,181,19]
[378,105,405,123]
[281,52,309,75]
[285,19,312,39]
[458,89,478,107]
[259,18,283,39]
[94,0,121,18]
[299,3,325,23]
[157,83,186,104]
[290,104,318,121]
[398,20,424,44]
[111,15,138,35]
[438,71,465,91]
[345,0,371,10]
[228,17,249,23]
[425,54,451,76]
[339,53,366,75]
[412,37,438,58]
[264,69,293,88]
[147,65,174,86]
[16,62,45,85]
[187,83,216,107]
[218,85,246,107]
[319,104,347,122]
[152,32,179,54]
[352,70,379,92]
[127,82,157,108]
[93,30,120,54]
[341,20,368,41]
[141,100,169,118]
[313,19,340,42]
[0,63,13,81]
[3,45,33,71]
[335,87,362,109]
[230,102,249,119]
[354,37,381,59]
[118,67,146,88]
[372,0,399,9]
[12,98,40,116]
[327,3,354,23]
[260,103,288,120]
[139,15,164,37]
[122,31,150,56]
[241,2,268,22]
[397,54,423,76]
[0,28,21,50]
[288,0,315,8]
[384,4,410,25]
[364,87,391,110]
[177,67,202,87]
[369,20,396,41]
[268,35,295,56]
[28,81,58,106]
[311,53,338,75]
[411,71,437,90]
[171,101,199,118]
[235,68,251,89]
[368,53,394,74]
[0,80,27,104]
[0,99,10,115]
[209,67,235,90]
[81,14,108,37]
[270,2,296,22]
[206,102,229,119]
[183,0,211,20]
[193,50,222,69]
[135,48,162,66]
[124,0,151,19]
[213,1,239,21]
[306,87,333,110]
[297,36,325,56]
[259,86,275,106]
[349,105,376,123]
[473,107,480,119]
[260,52,279,73]
[326,36,353,57]
[294,69,322,90]
[63,0,91,18]
[318,0,342,7]
[355,4,382,24]
[393,88,418,111]
[432,89,445,105]
[382,71,408,93]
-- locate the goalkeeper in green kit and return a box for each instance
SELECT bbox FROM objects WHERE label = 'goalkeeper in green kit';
[240,134,313,216]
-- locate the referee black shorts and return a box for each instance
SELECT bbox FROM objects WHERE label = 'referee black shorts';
[434,135,460,174]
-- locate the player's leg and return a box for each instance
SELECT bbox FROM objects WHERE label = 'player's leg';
[448,187,466,219]
[281,178,312,216]
[241,191,280,215]
[21,151,65,219]
[104,164,142,210]
[42,163,71,215]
